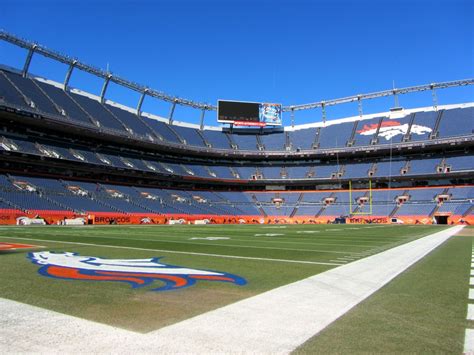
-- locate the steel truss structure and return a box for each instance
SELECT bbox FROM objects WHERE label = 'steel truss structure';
[1,30,473,126]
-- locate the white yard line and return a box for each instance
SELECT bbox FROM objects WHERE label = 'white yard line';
[465,329,474,354]
[0,225,462,353]
[0,233,355,254]
[0,235,341,266]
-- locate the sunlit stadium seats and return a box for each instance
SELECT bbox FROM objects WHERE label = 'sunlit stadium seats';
[259,132,286,151]
[318,121,354,148]
[437,107,474,138]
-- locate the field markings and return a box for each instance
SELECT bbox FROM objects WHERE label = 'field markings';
[465,245,474,354]
[0,235,343,266]
[0,233,353,255]
[467,305,474,320]
[2,229,400,247]
[140,225,463,353]
[0,226,463,353]
[2,227,412,245]
[465,329,474,354]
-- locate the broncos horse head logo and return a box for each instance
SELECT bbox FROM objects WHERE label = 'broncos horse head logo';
[357,121,432,141]
[28,251,246,291]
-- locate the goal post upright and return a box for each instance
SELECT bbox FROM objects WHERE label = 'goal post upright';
[349,179,373,215]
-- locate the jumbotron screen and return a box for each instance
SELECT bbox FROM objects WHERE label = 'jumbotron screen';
[218,100,282,126]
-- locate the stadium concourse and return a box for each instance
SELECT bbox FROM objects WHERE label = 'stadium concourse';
[0,31,472,226]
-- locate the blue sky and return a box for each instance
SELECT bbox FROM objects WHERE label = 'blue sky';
[1,0,473,126]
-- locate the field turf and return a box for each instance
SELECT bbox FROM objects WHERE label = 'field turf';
[0,224,454,335]
[296,226,474,354]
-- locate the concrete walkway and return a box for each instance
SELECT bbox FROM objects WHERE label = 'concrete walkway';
[0,226,463,354]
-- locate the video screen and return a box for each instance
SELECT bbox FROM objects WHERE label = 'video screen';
[218,101,260,123]
[218,100,282,126]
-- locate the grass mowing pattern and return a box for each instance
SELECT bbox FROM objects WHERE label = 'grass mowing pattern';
[0,224,448,332]
[295,226,474,354]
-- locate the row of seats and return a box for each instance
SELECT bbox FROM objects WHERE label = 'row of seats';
[0,175,260,215]
[1,69,472,152]
[1,133,472,180]
[0,175,471,218]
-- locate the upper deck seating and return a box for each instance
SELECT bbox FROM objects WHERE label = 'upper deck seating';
[34,80,95,125]
[409,111,437,141]
[259,132,286,151]
[288,128,317,150]
[172,125,207,147]
[318,121,354,148]
[230,133,259,151]
[437,107,473,138]
[3,71,60,115]
[106,105,156,138]
[201,130,232,149]
[352,117,384,146]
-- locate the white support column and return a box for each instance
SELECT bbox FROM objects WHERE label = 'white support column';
[63,60,77,90]
[168,100,177,124]
[136,89,148,115]
[100,74,112,104]
[22,45,36,77]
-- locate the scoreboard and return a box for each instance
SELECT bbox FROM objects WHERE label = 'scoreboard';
[218,100,282,126]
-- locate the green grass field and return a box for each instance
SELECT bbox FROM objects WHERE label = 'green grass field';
[0,224,471,352]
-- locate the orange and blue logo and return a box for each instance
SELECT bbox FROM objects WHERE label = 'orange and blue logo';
[28,251,246,291]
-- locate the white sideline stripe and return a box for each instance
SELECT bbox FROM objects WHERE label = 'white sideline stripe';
[470,277,474,286]
[468,305,474,321]
[0,236,342,266]
[0,225,463,353]
[469,289,474,300]
[464,329,474,354]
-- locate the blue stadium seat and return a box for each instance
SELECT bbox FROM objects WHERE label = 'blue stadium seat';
[318,122,354,148]
[409,111,437,141]
[172,125,207,147]
[229,133,259,151]
[35,81,95,126]
[352,117,384,146]
[3,71,60,114]
[259,132,286,151]
[201,130,232,149]
[288,128,317,150]
[437,107,474,138]
[71,94,127,133]
[106,104,156,138]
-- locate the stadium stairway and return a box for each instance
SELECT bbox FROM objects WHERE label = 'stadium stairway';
[402,112,417,142]
[346,121,359,147]
[429,110,445,139]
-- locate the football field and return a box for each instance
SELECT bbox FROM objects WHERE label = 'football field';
[0,224,471,353]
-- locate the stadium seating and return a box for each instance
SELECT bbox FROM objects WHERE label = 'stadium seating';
[437,107,473,138]
[446,156,473,172]
[288,128,317,150]
[172,125,207,147]
[318,121,354,148]
[259,132,286,151]
[0,173,471,220]
[229,133,259,151]
[409,110,437,141]
[106,105,156,138]
[0,62,472,225]
[352,117,384,146]
[200,130,232,149]
[395,204,436,216]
